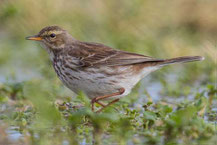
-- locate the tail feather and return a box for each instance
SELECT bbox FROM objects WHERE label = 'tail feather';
[158,56,204,66]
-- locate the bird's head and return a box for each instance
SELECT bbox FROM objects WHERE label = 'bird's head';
[26,26,72,51]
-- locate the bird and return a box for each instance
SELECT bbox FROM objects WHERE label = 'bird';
[26,26,204,113]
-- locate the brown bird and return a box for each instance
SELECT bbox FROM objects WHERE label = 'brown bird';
[26,26,204,112]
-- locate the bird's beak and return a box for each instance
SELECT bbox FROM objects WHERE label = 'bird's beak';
[25,35,42,41]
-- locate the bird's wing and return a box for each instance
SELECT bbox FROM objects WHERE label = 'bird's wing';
[67,41,163,67]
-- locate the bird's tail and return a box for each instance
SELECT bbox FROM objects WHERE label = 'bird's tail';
[158,56,204,66]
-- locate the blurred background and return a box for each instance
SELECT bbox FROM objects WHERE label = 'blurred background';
[0,0,216,145]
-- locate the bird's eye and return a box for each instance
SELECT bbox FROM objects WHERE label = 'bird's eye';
[50,33,56,38]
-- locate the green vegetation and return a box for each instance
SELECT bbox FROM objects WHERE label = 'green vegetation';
[0,0,216,145]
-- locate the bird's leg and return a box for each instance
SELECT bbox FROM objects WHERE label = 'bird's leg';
[94,88,125,102]
[91,88,125,112]
[91,101,106,112]
[95,99,120,113]
[96,101,106,107]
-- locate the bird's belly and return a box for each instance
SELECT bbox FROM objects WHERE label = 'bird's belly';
[61,70,125,99]
[53,63,158,100]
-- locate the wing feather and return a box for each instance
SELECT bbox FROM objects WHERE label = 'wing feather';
[66,41,163,67]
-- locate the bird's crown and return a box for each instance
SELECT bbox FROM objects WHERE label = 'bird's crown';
[38,26,65,37]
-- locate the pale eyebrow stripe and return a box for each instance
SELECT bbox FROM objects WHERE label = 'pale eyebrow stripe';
[48,30,62,35]
[41,30,62,36]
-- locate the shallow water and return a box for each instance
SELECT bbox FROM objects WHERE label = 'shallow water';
[0,65,41,83]
[7,127,23,141]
